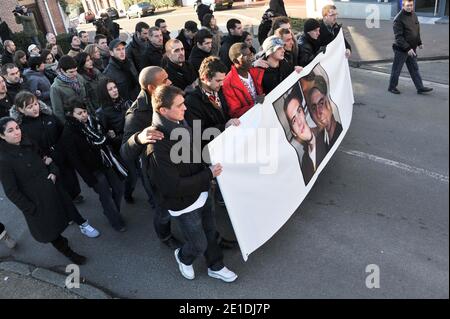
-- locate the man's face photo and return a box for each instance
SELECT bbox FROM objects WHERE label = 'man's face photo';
[286,97,312,143]
[308,87,333,131]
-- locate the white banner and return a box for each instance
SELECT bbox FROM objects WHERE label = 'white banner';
[208,31,354,261]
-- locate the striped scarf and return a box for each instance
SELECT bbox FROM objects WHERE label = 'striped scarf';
[57,72,81,94]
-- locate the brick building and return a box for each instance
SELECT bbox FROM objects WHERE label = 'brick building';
[0,0,67,36]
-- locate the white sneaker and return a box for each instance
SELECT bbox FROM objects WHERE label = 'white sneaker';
[79,222,100,238]
[208,266,238,283]
[174,248,195,280]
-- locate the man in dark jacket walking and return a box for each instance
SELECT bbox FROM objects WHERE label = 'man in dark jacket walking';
[269,0,287,17]
[147,85,238,282]
[126,22,150,73]
[388,0,432,95]
[103,39,140,101]
[218,19,244,71]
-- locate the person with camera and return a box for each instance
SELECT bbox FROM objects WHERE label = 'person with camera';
[13,5,40,48]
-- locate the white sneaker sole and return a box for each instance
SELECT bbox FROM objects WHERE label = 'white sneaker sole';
[80,230,100,238]
[208,271,238,283]
[174,249,194,280]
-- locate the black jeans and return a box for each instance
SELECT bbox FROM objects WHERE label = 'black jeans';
[175,195,224,271]
[140,167,172,241]
[124,158,139,198]
[93,169,125,230]
[389,49,425,90]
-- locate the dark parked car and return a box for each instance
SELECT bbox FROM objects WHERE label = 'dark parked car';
[195,0,234,11]
[126,2,156,19]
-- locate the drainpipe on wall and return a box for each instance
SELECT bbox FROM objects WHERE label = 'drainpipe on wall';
[43,0,57,35]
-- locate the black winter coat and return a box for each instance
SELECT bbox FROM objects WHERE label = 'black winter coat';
[58,118,105,187]
[184,86,230,151]
[1,50,14,65]
[103,57,139,102]
[317,21,352,52]
[20,113,63,159]
[162,58,197,91]
[261,59,293,94]
[298,33,321,67]
[126,34,149,72]
[196,4,213,24]
[142,42,164,68]
[392,10,422,52]
[0,138,71,243]
[189,46,211,74]
[147,112,213,211]
[97,99,131,154]
[269,0,288,17]
[176,30,195,62]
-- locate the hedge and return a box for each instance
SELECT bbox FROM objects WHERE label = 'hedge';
[151,0,177,8]
[10,31,72,54]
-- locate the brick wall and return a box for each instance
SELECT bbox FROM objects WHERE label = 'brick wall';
[1,0,22,33]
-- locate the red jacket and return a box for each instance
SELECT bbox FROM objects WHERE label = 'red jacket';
[223,66,264,118]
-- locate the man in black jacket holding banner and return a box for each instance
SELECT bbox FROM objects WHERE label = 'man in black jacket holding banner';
[148,85,238,283]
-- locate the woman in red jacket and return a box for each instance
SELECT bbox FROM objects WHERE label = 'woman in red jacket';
[222,42,264,118]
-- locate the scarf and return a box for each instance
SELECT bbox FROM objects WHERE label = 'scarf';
[66,116,128,177]
[83,68,96,80]
[57,72,81,94]
[202,87,222,110]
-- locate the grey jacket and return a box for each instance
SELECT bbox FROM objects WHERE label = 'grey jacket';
[49,75,93,123]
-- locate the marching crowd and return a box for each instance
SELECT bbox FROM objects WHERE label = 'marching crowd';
[0,2,352,282]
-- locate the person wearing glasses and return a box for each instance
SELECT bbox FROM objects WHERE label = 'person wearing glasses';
[283,90,326,185]
[305,75,342,152]
[318,4,352,59]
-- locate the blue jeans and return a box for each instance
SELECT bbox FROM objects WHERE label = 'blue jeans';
[389,49,424,91]
[175,196,224,271]
[93,169,125,230]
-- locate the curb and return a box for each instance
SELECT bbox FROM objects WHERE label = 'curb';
[349,56,450,68]
[0,261,113,299]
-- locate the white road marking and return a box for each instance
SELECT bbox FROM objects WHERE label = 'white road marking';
[340,149,449,183]
[352,67,449,88]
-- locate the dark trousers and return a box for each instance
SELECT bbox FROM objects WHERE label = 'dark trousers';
[124,158,139,198]
[93,169,125,230]
[175,196,224,271]
[0,222,5,234]
[59,159,81,200]
[140,167,172,241]
[389,49,425,90]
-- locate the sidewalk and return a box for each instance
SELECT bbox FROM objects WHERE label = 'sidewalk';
[0,261,112,299]
[341,18,449,65]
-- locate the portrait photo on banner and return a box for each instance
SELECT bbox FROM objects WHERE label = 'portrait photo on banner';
[272,63,343,186]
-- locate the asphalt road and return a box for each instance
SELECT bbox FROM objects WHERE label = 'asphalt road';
[0,65,448,299]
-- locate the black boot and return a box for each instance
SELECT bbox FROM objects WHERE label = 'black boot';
[52,236,87,265]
